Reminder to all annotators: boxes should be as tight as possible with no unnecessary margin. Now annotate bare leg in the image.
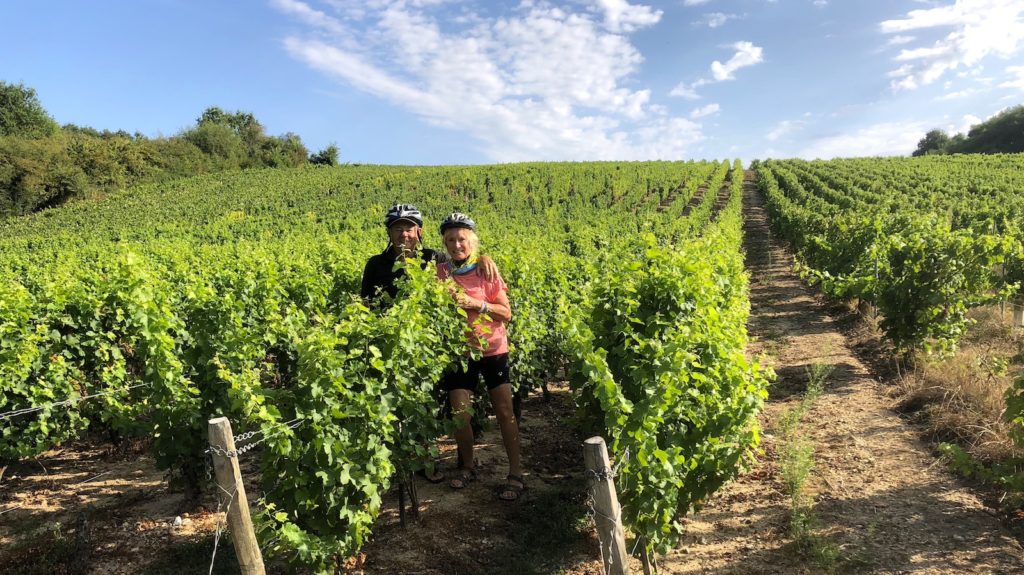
[488,384,522,478]
[449,389,476,483]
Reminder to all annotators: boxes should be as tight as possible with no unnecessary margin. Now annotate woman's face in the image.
[443,228,474,261]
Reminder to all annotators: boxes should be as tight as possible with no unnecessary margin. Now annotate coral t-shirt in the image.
[436,263,509,356]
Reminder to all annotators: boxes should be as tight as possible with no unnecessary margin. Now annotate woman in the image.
[437,212,524,501]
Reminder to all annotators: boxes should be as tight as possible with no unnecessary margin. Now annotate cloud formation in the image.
[670,41,765,99]
[800,122,928,158]
[880,0,1024,91]
[711,41,764,81]
[275,0,706,161]
[1001,65,1024,91]
[690,103,721,118]
[698,12,739,28]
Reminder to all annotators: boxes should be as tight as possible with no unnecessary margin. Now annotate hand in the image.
[477,255,498,281]
[456,292,481,310]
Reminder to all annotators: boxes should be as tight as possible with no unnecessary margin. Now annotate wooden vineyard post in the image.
[208,417,266,575]
[1014,302,1024,330]
[584,436,631,575]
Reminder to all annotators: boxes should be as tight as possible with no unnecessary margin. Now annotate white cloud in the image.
[698,12,739,28]
[669,82,701,99]
[669,41,764,99]
[1000,65,1024,90]
[954,114,982,133]
[683,0,713,6]
[592,0,663,33]
[935,88,978,100]
[799,121,928,158]
[880,0,1024,91]
[887,34,916,46]
[813,0,828,7]
[277,1,702,161]
[690,103,720,118]
[271,0,348,36]
[766,119,806,141]
[711,41,765,81]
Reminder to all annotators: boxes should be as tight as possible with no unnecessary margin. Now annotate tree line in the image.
[913,105,1024,157]
[0,81,339,217]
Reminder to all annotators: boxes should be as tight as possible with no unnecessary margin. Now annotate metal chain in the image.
[206,418,303,459]
[586,446,630,482]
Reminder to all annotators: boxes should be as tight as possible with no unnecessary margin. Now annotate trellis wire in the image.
[0,383,150,420]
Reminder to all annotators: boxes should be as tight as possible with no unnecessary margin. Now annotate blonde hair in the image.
[443,227,480,257]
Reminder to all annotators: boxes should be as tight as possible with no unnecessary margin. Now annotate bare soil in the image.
[3,172,1024,574]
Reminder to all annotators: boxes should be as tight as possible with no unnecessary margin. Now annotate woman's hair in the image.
[444,227,480,256]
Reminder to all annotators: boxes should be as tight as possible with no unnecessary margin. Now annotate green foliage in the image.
[912,129,950,157]
[0,134,90,216]
[0,160,764,570]
[0,86,315,216]
[0,82,58,138]
[913,105,1024,155]
[953,105,1024,154]
[563,169,771,554]
[759,156,1022,356]
[310,143,340,166]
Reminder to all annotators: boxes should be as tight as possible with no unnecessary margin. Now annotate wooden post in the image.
[584,436,630,575]
[208,417,266,575]
[1014,304,1024,329]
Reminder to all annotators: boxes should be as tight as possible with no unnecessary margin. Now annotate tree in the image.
[182,121,246,168]
[310,143,340,166]
[912,129,950,157]
[960,106,1024,154]
[0,82,59,138]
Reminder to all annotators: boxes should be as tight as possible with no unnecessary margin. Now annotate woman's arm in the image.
[456,289,512,322]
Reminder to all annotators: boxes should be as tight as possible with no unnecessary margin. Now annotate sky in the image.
[1,0,1023,164]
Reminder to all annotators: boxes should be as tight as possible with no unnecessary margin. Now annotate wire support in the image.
[0,383,150,420]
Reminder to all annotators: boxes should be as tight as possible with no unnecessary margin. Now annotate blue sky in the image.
[2,0,1022,164]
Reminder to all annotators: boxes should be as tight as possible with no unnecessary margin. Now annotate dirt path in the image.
[656,171,1024,574]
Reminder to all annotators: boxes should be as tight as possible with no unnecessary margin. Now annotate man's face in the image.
[388,221,420,255]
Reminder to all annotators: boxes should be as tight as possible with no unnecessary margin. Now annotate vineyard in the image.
[0,160,770,572]
[756,154,1024,491]
[756,155,1024,356]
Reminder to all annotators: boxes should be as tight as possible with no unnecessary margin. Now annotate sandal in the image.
[416,467,445,484]
[497,474,526,502]
[449,468,476,490]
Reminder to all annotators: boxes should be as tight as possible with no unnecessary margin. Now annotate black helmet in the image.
[385,203,423,228]
[439,212,476,235]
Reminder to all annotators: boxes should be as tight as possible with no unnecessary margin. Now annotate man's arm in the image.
[360,258,377,301]
[477,255,498,281]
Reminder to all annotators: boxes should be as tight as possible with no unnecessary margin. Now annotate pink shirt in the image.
[436,263,509,356]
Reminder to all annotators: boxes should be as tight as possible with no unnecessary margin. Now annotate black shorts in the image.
[442,353,510,392]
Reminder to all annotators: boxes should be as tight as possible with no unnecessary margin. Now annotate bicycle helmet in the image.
[384,203,423,228]
[439,212,476,235]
